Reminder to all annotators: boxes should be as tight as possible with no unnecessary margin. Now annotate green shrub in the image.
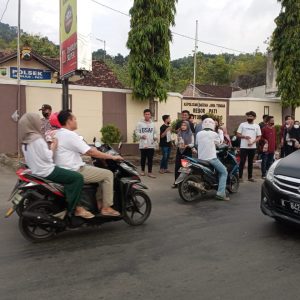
[132,130,138,143]
[100,124,121,144]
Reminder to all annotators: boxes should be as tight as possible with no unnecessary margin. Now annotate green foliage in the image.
[271,0,300,111]
[275,124,282,149]
[100,124,121,144]
[171,119,179,133]
[127,0,178,103]
[132,130,139,143]
[0,22,59,57]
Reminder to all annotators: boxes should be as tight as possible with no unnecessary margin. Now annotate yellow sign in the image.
[182,98,228,125]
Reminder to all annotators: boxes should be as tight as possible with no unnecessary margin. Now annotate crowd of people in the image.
[135,108,300,192]
[19,104,300,215]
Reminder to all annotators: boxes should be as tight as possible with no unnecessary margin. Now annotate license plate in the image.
[178,167,191,174]
[281,199,300,214]
[11,192,23,206]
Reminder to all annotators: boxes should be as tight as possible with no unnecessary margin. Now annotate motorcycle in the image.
[5,143,151,242]
[175,144,239,202]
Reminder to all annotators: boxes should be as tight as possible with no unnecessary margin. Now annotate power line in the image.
[0,0,10,22]
[90,0,246,54]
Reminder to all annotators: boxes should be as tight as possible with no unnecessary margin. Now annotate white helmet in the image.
[202,118,216,131]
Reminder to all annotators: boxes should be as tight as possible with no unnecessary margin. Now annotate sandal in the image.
[75,207,95,219]
[101,207,120,217]
[148,173,156,178]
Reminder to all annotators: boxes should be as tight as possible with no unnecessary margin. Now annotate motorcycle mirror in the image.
[118,142,123,150]
[95,141,101,148]
[93,137,96,143]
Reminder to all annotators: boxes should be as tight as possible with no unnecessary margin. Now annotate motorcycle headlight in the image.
[266,159,281,182]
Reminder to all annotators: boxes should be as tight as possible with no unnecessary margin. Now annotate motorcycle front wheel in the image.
[19,200,59,242]
[178,175,204,202]
[123,190,152,226]
[227,174,239,193]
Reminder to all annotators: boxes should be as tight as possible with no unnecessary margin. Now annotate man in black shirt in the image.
[159,115,172,174]
[175,110,195,133]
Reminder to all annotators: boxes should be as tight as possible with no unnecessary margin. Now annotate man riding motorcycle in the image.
[196,118,230,201]
[53,110,123,217]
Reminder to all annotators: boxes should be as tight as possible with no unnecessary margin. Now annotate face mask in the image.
[294,125,299,129]
[247,118,254,123]
[42,112,50,118]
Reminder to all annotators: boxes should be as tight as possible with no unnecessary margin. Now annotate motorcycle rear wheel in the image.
[178,175,204,202]
[123,190,152,226]
[19,200,59,243]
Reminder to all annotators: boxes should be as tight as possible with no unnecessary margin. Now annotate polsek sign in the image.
[60,0,92,78]
[10,67,51,82]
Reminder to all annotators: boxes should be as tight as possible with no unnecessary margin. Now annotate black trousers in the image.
[175,148,192,181]
[140,148,155,173]
[239,148,256,179]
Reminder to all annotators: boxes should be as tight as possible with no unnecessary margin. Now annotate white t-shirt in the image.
[54,128,91,171]
[22,138,55,177]
[196,130,221,161]
[237,122,262,149]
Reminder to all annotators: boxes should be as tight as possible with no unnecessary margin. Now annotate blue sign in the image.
[10,67,52,81]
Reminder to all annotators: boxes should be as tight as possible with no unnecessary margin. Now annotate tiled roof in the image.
[195,84,239,98]
[0,51,124,89]
[73,60,124,89]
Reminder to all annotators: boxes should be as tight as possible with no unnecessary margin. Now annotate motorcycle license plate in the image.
[10,192,23,206]
[178,167,191,174]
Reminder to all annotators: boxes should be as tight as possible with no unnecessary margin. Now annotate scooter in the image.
[5,143,151,242]
[175,144,239,202]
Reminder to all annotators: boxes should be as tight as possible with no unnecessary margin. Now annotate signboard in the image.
[10,67,51,82]
[60,0,92,78]
[182,98,228,125]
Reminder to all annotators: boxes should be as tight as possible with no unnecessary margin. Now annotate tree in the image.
[127,0,177,114]
[271,0,300,115]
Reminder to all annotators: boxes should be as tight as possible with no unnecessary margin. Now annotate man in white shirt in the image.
[237,111,261,182]
[55,110,123,217]
[196,118,229,201]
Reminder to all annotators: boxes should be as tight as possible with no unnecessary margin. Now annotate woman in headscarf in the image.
[172,121,195,188]
[19,113,94,219]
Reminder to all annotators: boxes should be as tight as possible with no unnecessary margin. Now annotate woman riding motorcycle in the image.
[19,113,94,218]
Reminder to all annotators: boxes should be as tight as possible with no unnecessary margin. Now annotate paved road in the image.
[1,165,300,300]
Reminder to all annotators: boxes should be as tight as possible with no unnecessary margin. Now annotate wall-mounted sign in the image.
[182,98,228,125]
[0,67,8,78]
[60,0,92,78]
[10,67,51,82]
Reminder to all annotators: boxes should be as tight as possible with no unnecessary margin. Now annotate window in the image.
[264,106,269,115]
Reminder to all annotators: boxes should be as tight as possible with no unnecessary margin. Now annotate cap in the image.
[39,104,52,111]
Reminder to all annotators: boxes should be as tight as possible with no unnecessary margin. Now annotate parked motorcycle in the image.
[175,144,239,202]
[5,143,151,242]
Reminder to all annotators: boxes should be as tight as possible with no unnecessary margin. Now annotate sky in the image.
[0,0,281,59]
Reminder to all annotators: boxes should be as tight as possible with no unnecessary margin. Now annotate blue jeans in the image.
[160,146,171,170]
[209,158,228,197]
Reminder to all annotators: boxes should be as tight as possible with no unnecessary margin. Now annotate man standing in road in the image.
[237,111,261,182]
[159,115,172,174]
[261,116,276,179]
[39,104,53,135]
[135,109,157,178]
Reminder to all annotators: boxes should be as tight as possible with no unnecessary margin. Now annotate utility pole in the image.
[17,0,21,158]
[96,38,106,60]
[193,20,198,97]
[62,77,69,110]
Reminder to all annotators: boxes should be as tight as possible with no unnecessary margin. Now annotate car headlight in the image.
[266,159,281,182]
